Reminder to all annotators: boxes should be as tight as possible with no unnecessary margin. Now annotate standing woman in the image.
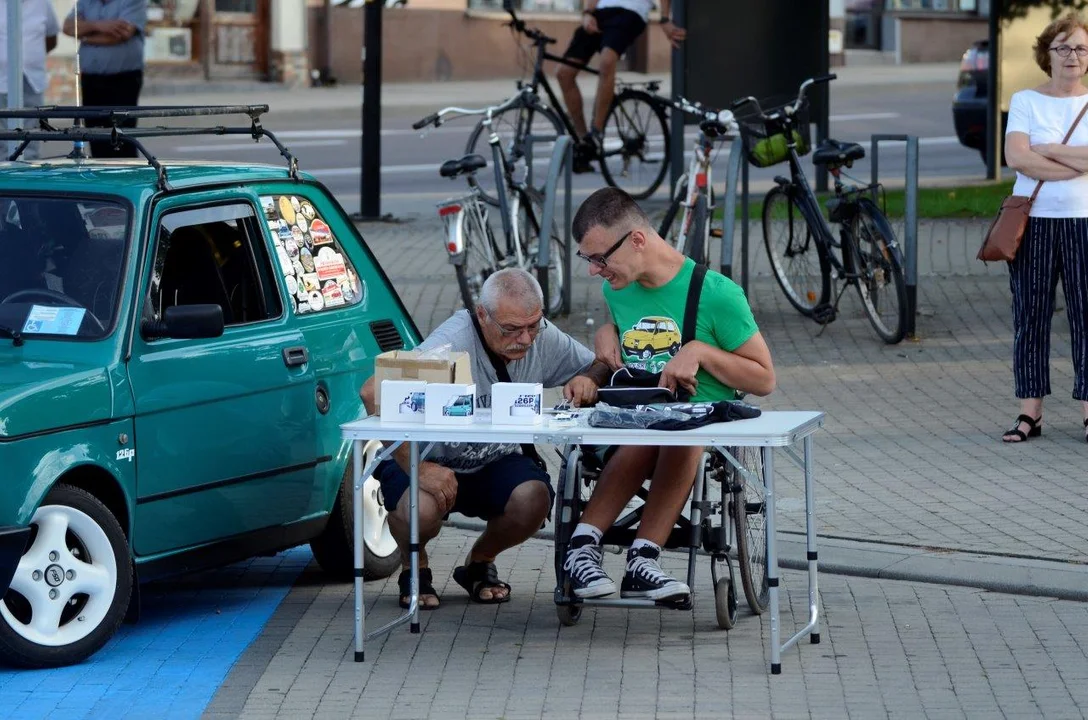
[1003,12,1088,443]
[62,0,147,158]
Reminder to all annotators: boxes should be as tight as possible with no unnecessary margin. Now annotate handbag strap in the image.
[469,310,546,468]
[681,263,708,346]
[1029,98,1088,201]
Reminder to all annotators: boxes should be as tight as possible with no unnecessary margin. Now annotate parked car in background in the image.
[952,39,1008,166]
[0,107,415,668]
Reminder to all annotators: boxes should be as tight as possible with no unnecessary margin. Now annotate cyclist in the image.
[556,0,686,173]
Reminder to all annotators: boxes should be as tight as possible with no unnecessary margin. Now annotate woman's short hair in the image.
[1034,12,1088,76]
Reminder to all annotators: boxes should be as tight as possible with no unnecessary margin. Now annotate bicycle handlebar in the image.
[730,73,837,121]
[412,113,439,130]
[412,88,531,130]
[503,3,556,45]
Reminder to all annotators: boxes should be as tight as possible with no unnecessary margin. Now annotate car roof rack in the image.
[0,105,301,190]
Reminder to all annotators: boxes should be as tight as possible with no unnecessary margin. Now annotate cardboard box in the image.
[372,349,472,412]
[425,383,477,425]
[379,380,427,423]
[491,382,543,426]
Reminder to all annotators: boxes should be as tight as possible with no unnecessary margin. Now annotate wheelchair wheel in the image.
[557,604,582,627]
[732,447,769,615]
[711,555,738,630]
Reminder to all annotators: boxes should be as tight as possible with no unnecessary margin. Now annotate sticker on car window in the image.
[262,195,363,316]
[21,305,86,335]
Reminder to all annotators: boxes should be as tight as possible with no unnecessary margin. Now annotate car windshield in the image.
[634,320,656,331]
[0,196,129,342]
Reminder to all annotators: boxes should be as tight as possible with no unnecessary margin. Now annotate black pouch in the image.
[597,368,680,406]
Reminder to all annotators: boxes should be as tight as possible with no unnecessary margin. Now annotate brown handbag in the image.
[978,98,1088,262]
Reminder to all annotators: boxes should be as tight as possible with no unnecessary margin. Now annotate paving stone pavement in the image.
[205,529,1088,720]
[354,215,1088,564]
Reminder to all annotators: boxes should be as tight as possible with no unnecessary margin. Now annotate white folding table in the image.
[340,409,824,674]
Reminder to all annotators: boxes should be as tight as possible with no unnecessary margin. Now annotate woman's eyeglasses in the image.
[576,230,633,268]
[1050,44,1088,58]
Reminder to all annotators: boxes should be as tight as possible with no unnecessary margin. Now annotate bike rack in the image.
[719,133,747,288]
[529,134,574,316]
[870,135,919,338]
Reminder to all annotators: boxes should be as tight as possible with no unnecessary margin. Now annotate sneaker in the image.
[620,545,690,601]
[572,143,595,174]
[563,536,616,598]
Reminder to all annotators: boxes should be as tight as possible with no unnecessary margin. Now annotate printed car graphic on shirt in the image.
[621,316,682,361]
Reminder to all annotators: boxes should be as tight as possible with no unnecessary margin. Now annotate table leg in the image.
[764,448,781,675]
[353,440,366,662]
[409,440,421,634]
[804,435,820,644]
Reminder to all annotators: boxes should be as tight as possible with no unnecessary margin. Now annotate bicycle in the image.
[414,92,566,317]
[463,3,671,204]
[732,75,909,344]
[653,97,738,267]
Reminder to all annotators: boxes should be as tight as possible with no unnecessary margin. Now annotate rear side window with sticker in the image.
[260,194,365,315]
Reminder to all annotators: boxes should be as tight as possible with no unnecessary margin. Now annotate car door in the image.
[128,196,318,556]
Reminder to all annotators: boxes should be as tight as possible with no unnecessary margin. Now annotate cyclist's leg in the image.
[557,28,598,138]
[591,8,648,136]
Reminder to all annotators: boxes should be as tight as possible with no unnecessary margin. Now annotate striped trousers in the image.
[1009,217,1088,400]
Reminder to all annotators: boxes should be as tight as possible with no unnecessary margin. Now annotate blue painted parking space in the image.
[0,547,310,720]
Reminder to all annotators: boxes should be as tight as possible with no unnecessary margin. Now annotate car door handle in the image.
[282,346,309,368]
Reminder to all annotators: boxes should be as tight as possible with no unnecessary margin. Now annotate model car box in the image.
[379,380,427,423]
[424,383,477,425]
[491,382,543,425]
[372,349,471,412]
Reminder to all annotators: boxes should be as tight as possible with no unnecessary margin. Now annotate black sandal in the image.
[1002,414,1042,443]
[452,560,512,604]
[398,568,439,610]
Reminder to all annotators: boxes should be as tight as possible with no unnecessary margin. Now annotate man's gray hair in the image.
[478,268,544,314]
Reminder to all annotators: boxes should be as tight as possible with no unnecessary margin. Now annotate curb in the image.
[444,518,1088,602]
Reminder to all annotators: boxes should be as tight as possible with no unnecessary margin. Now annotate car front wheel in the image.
[311,441,400,581]
[0,485,132,668]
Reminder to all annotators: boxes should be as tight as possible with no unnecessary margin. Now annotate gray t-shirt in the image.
[416,310,594,472]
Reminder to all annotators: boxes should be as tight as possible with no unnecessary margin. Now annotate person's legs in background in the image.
[1057,217,1088,439]
[0,80,46,161]
[81,70,143,159]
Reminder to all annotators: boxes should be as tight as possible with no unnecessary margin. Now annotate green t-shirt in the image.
[603,258,759,402]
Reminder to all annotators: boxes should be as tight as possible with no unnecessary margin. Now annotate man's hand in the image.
[660,20,686,49]
[658,342,700,396]
[418,462,457,516]
[594,323,623,371]
[563,375,599,407]
[582,12,600,34]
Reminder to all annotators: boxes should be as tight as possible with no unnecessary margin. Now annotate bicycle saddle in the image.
[811,139,865,167]
[439,154,487,178]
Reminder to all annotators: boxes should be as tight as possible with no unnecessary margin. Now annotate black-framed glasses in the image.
[1050,44,1088,58]
[484,307,548,338]
[576,230,633,268]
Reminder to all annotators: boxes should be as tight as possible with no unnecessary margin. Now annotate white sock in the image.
[572,523,603,545]
[629,539,660,557]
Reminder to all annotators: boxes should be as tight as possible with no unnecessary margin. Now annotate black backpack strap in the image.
[469,311,547,469]
[681,263,708,346]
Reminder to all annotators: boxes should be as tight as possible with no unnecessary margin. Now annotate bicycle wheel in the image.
[731,446,768,615]
[515,188,566,317]
[453,203,503,314]
[762,186,830,316]
[683,194,710,266]
[600,89,670,200]
[464,98,565,207]
[656,175,686,243]
[851,198,909,344]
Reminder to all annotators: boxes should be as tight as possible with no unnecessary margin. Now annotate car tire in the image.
[669,343,680,356]
[310,441,400,582]
[0,484,133,668]
[640,346,653,360]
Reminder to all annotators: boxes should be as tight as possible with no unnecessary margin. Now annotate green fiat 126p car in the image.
[0,106,416,668]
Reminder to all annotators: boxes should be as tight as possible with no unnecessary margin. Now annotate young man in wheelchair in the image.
[359,269,608,609]
[565,187,776,601]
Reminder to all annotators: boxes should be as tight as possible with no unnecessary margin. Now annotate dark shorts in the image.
[563,7,647,64]
[376,453,554,521]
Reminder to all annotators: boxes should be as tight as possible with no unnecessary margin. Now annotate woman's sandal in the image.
[398,568,440,610]
[452,560,512,605]
[1002,414,1042,443]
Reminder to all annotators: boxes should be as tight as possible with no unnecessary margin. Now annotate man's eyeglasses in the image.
[1050,44,1088,58]
[576,230,633,268]
[485,308,548,338]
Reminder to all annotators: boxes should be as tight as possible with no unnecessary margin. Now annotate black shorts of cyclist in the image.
[563,7,647,65]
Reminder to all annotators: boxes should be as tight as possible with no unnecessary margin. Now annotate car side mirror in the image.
[141,304,225,340]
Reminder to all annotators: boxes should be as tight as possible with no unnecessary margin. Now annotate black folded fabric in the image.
[588,400,761,431]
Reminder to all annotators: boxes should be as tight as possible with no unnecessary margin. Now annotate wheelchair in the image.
[552,443,770,629]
